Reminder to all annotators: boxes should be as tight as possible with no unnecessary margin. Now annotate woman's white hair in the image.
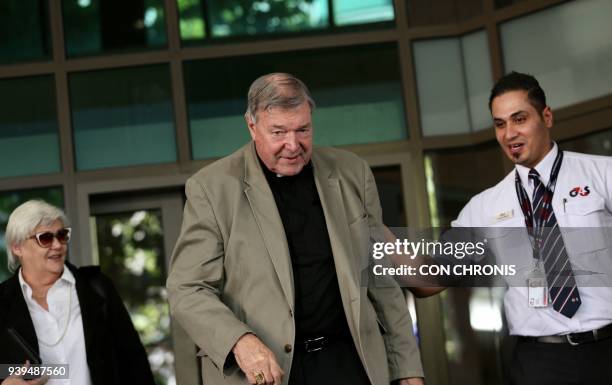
[5,200,69,272]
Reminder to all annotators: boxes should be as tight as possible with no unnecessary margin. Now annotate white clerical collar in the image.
[515,142,558,188]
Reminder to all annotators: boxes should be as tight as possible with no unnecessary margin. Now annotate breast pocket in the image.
[562,196,611,255]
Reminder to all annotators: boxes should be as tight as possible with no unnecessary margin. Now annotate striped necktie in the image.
[529,168,581,318]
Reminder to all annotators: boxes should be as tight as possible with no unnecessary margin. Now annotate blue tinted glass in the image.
[62,0,167,57]
[69,65,177,170]
[0,187,64,282]
[0,76,61,177]
[334,0,394,26]
[184,43,406,160]
[0,0,51,64]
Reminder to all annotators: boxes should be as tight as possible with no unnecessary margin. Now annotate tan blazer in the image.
[167,142,423,385]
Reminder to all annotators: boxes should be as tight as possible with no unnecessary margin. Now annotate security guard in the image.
[451,72,612,385]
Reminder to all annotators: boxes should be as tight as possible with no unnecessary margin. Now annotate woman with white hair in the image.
[0,200,155,385]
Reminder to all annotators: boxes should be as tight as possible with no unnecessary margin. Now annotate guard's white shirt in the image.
[19,267,93,385]
[452,143,612,336]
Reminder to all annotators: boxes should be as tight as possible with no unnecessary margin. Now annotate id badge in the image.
[527,268,548,308]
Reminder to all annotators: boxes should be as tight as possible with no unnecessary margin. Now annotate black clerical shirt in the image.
[261,161,352,340]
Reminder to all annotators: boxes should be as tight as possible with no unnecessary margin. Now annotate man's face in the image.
[492,90,553,169]
[248,101,313,176]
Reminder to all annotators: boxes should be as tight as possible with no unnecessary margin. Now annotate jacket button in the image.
[284,344,292,353]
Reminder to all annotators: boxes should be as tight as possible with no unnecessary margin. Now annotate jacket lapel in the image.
[69,263,106,361]
[243,143,295,311]
[0,272,40,357]
[311,150,361,332]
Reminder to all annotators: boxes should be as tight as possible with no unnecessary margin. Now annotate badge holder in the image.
[527,257,548,308]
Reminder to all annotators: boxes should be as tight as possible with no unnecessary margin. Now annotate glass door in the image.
[89,191,199,385]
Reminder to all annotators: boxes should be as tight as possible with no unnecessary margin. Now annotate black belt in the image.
[294,336,333,353]
[519,323,612,346]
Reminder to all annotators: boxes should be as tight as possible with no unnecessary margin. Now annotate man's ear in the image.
[542,106,553,128]
[246,115,257,141]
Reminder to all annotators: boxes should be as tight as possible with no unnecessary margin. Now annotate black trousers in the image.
[510,337,612,385]
[288,338,371,385]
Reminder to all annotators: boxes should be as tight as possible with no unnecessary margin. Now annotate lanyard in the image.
[514,150,564,259]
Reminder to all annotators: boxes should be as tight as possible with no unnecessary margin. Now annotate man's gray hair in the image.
[5,199,69,272]
[245,73,316,123]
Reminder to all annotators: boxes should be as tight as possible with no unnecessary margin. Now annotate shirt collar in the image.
[19,264,75,298]
[515,142,558,188]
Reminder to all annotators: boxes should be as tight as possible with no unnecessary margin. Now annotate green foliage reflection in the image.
[94,209,174,385]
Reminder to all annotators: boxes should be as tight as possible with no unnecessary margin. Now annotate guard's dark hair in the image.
[488,71,547,113]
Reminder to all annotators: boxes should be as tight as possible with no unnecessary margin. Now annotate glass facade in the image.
[185,43,407,159]
[62,0,167,57]
[500,0,612,109]
[414,30,493,137]
[178,0,395,42]
[0,75,61,178]
[406,0,482,26]
[0,187,64,282]
[69,65,177,170]
[0,0,51,64]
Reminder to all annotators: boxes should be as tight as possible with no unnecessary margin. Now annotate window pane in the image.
[184,43,407,159]
[92,209,174,385]
[414,38,470,136]
[559,127,612,157]
[0,187,64,283]
[333,0,394,26]
[0,76,61,177]
[0,0,51,64]
[180,0,329,40]
[494,0,527,9]
[62,0,167,57]
[500,0,612,109]
[70,65,177,170]
[414,30,492,137]
[424,141,503,227]
[407,0,482,27]
[462,31,494,131]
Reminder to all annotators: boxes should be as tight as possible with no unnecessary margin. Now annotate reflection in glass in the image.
[425,142,509,385]
[0,0,51,64]
[92,210,174,385]
[69,65,177,170]
[0,188,64,283]
[560,127,612,156]
[0,76,61,178]
[333,0,394,26]
[62,0,167,57]
[371,166,418,336]
[406,0,482,27]
[185,43,406,159]
[500,0,612,109]
[180,0,328,40]
[414,30,493,137]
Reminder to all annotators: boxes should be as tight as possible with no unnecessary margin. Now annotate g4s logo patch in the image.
[569,186,590,197]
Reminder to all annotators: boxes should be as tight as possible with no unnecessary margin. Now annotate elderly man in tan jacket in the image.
[167,73,424,385]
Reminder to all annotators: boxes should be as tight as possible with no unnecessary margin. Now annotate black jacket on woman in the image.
[0,262,156,385]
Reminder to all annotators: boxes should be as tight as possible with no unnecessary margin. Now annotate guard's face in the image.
[248,101,313,176]
[492,90,553,169]
[12,219,67,278]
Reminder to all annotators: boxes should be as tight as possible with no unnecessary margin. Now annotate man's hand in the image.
[232,333,284,385]
[397,377,424,385]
